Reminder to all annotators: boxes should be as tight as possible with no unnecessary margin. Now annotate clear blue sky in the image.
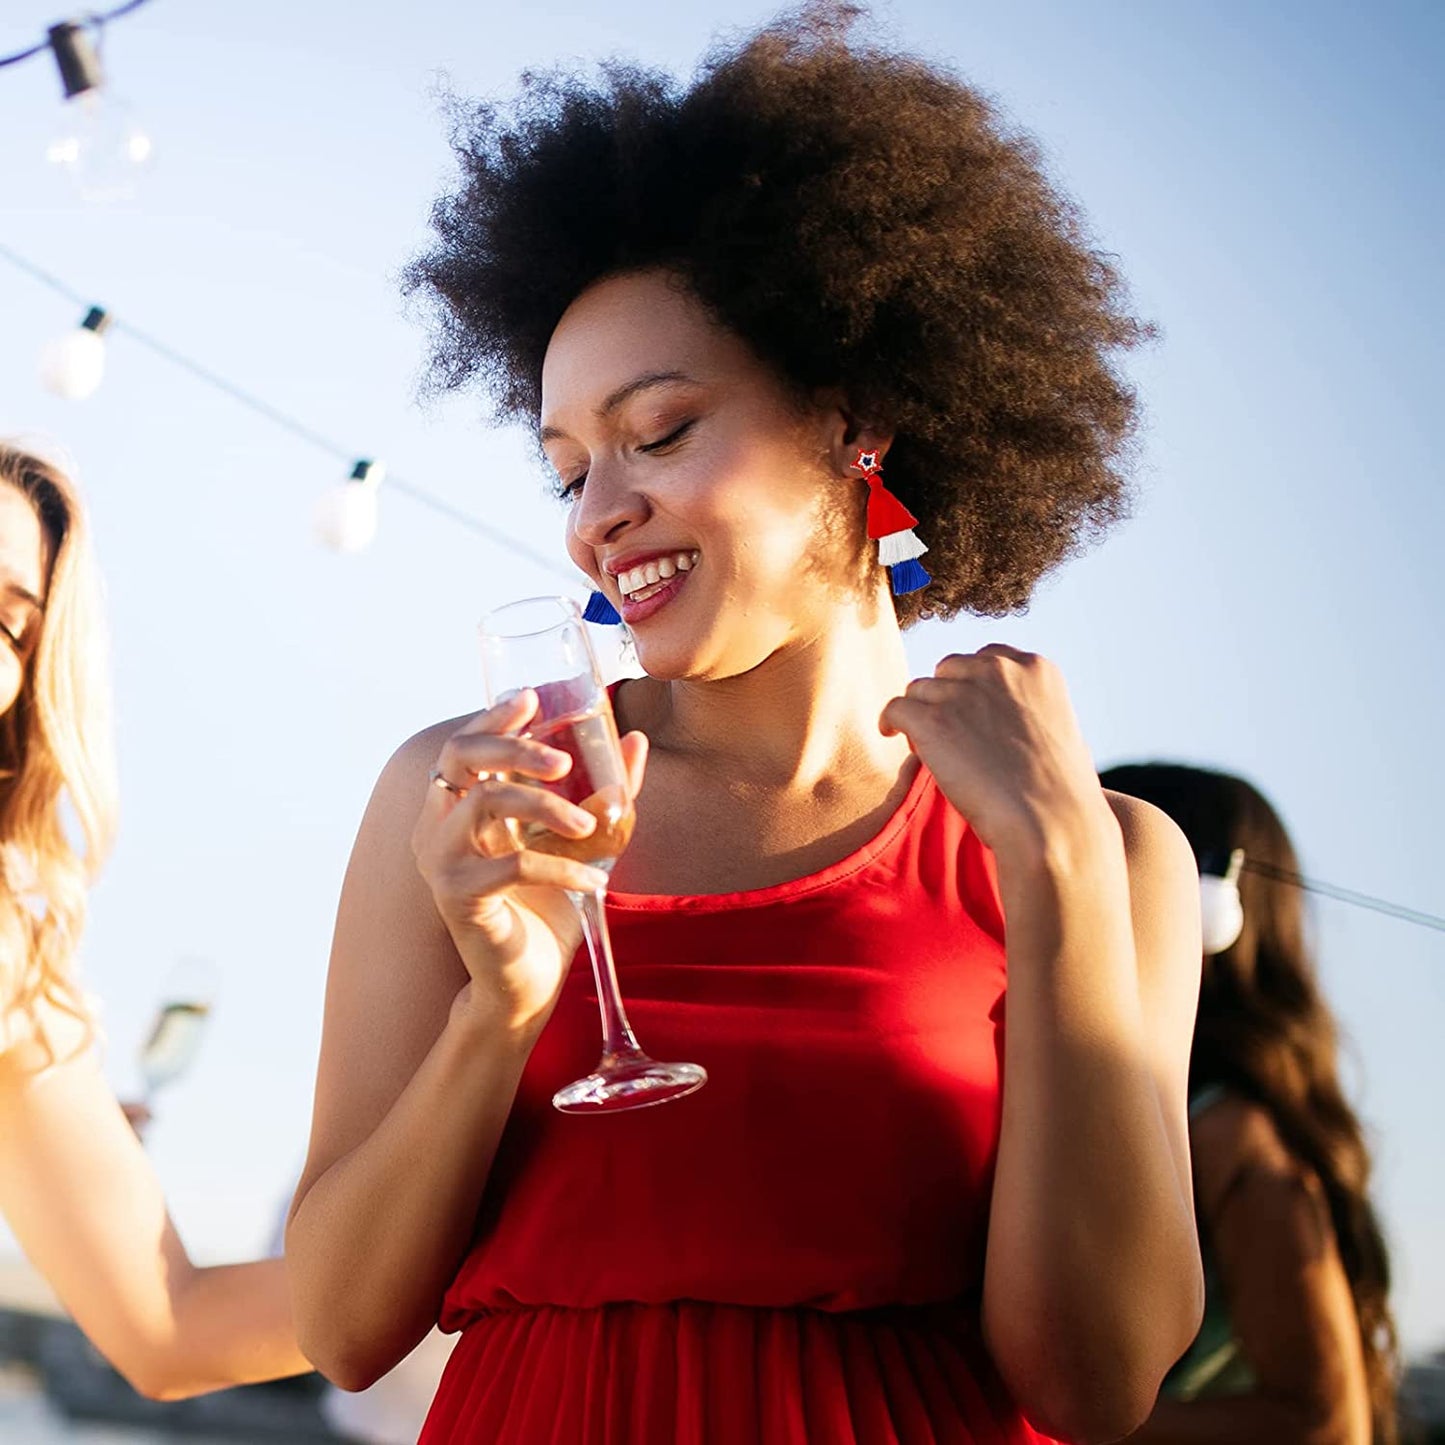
[2,0,1441,1355]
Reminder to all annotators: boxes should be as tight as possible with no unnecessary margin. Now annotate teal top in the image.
[1161,1086,1259,1402]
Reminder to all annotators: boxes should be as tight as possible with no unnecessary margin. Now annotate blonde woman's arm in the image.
[0,1011,311,1400]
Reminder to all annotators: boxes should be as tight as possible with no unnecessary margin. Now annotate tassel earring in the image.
[583,590,622,625]
[853,450,930,596]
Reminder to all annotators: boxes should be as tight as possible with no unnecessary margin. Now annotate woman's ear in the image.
[820,397,894,478]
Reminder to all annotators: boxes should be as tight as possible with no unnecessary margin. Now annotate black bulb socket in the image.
[49,22,105,101]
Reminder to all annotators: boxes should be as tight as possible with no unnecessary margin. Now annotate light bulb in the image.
[46,91,153,201]
[44,22,152,202]
[314,460,385,553]
[1199,848,1246,956]
[39,307,111,401]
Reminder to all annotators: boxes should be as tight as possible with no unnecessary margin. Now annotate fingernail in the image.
[582,867,610,890]
[570,808,598,833]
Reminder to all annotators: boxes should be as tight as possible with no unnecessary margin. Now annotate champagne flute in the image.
[479,595,707,1114]
[137,956,218,1107]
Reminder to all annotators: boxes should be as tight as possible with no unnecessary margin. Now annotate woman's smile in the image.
[609,548,700,623]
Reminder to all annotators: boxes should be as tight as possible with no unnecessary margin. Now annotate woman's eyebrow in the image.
[539,370,698,443]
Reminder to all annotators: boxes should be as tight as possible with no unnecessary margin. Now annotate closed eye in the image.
[552,419,695,503]
[638,420,694,454]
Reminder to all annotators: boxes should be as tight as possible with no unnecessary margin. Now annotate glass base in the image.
[552,1054,708,1114]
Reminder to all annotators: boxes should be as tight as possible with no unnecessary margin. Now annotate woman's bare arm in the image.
[0,1012,309,1400]
[982,791,1206,1444]
[882,651,1205,1443]
[286,700,628,1391]
[1128,1099,1372,1445]
[285,724,534,1390]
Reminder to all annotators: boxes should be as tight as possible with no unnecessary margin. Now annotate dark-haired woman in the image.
[289,12,1205,1442]
[1102,763,1398,1445]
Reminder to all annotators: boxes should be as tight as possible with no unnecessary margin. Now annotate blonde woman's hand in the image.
[119,1100,153,1140]
[881,645,1112,866]
[411,689,648,1036]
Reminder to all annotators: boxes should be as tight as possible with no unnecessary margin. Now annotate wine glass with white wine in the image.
[137,957,219,1107]
[479,595,707,1113]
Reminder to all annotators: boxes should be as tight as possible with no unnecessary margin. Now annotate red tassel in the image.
[854,452,919,541]
[864,474,918,539]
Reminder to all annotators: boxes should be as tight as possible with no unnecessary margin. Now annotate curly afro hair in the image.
[404,3,1149,621]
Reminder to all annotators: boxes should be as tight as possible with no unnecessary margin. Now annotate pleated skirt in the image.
[419,1302,1059,1444]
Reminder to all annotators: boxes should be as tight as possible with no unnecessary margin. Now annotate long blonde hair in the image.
[0,444,118,1056]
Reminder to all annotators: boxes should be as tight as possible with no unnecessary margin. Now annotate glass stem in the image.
[572,888,641,1063]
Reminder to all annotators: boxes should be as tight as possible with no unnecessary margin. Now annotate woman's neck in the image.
[630,611,914,794]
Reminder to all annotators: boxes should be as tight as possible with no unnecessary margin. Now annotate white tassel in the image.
[878,529,928,566]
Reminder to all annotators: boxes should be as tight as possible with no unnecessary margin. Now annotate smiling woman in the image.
[288,8,1205,1444]
[0,443,311,1402]
[0,446,116,1049]
[540,277,884,674]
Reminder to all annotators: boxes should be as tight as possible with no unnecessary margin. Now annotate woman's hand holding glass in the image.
[409,688,648,1041]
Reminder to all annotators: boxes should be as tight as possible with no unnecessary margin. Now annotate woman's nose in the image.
[571,461,649,548]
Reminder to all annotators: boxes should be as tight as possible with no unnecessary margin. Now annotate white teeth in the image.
[616,551,698,596]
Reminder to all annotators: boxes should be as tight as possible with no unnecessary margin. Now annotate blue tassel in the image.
[583,590,622,625]
[888,558,931,596]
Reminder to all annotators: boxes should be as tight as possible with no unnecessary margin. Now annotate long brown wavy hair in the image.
[1101,762,1398,1444]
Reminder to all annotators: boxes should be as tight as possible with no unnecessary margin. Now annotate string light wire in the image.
[1,246,1441,939]
[0,0,155,71]
[1243,860,1445,935]
[0,239,578,584]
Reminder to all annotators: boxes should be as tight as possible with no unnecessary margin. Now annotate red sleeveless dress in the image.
[420,762,1060,1444]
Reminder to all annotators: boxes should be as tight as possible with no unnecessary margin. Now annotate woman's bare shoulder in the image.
[1191,1095,1321,1225]
[1193,1094,1293,1168]
[388,712,479,771]
[363,712,480,816]
[1102,790,1195,874]
[0,996,93,1092]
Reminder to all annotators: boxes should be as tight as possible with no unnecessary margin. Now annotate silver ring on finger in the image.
[428,766,470,799]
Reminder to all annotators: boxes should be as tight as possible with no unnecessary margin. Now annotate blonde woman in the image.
[0,442,309,1399]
